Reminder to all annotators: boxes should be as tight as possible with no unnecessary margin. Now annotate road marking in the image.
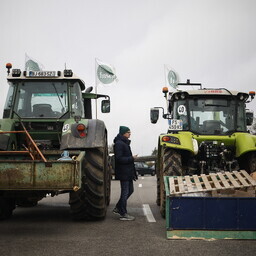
[142,204,156,222]
[141,177,144,180]
[138,183,142,188]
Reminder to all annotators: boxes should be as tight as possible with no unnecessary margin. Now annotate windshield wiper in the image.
[52,83,65,110]
[57,111,69,120]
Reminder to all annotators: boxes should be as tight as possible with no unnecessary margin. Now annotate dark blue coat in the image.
[114,134,135,181]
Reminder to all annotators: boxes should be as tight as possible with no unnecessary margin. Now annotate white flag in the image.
[96,58,118,86]
[164,65,179,89]
[25,53,44,72]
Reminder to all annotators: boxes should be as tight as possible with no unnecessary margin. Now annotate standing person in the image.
[113,126,137,221]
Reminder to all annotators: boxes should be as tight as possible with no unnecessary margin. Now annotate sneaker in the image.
[112,207,120,215]
[119,213,135,221]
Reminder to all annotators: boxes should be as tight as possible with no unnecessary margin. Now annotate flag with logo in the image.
[164,65,179,89]
[96,59,118,86]
[25,53,44,72]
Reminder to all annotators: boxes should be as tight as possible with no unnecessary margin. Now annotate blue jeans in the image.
[116,180,134,216]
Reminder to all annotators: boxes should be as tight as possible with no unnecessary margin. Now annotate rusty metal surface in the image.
[0,152,85,190]
[0,122,47,162]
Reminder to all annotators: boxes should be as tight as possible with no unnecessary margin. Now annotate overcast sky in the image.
[1,0,256,155]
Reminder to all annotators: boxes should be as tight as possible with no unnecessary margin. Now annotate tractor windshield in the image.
[172,97,247,134]
[11,81,69,118]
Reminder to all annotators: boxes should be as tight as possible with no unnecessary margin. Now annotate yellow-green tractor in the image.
[151,80,256,216]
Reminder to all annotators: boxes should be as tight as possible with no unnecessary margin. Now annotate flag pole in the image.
[95,58,98,119]
[164,65,169,111]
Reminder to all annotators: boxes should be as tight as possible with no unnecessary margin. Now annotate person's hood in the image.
[114,133,131,145]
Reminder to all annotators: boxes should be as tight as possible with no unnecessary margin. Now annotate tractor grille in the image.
[15,122,63,132]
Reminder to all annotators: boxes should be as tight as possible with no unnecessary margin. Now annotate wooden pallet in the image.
[168,170,256,196]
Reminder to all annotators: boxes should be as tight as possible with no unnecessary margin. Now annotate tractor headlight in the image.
[180,93,186,99]
[12,69,21,77]
[237,93,249,101]
[64,69,73,77]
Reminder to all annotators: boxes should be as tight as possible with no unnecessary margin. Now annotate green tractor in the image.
[0,63,111,220]
[150,80,256,217]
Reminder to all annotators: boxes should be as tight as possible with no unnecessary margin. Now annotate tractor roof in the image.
[7,69,86,91]
[174,88,246,97]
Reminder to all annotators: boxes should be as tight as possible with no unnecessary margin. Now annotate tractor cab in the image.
[4,66,110,120]
[167,89,252,135]
[151,86,255,136]
[0,64,112,221]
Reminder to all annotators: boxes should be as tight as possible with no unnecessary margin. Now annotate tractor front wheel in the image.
[248,153,256,174]
[69,144,109,220]
[159,148,183,218]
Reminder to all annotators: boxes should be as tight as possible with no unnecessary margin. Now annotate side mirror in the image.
[150,108,159,124]
[101,100,110,113]
[85,86,93,93]
[246,111,254,126]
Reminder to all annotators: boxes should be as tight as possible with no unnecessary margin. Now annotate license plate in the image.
[169,119,183,130]
[28,71,57,77]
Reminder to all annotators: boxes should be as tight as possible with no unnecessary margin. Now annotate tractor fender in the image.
[60,119,107,150]
[235,133,256,157]
[159,132,198,155]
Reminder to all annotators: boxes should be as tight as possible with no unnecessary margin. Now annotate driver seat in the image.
[202,120,221,134]
[33,104,53,117]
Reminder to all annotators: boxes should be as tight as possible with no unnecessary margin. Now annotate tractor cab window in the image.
[237,101,246,131]
[70,82,84,118]
[3,82,15,118]
[171,100,189,130]
[13,81,68,118]
[188,97,246,135]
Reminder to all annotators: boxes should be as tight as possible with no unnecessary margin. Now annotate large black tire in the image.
[159,148,183,218]
[0,197,16,220]
[156,159,162,206]
[69,142,110,220]
[248,153,256,174]
[105,155,111,206]
[241,152,256,174]
[156,175,161,206]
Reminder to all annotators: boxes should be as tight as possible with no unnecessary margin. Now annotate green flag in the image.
[25,54,44,71]
[165,65,179,89]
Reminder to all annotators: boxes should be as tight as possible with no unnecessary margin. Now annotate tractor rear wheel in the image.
[0,197,15,220]
[69,143,109,220]
[248,153,256,174]
[105,152,111,206]
[159,148,183,218]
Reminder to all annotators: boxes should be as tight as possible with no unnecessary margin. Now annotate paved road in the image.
[0,176,255,256]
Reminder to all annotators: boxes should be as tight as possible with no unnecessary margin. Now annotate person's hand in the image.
[133,169,138,181]
[133,154,138,160]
